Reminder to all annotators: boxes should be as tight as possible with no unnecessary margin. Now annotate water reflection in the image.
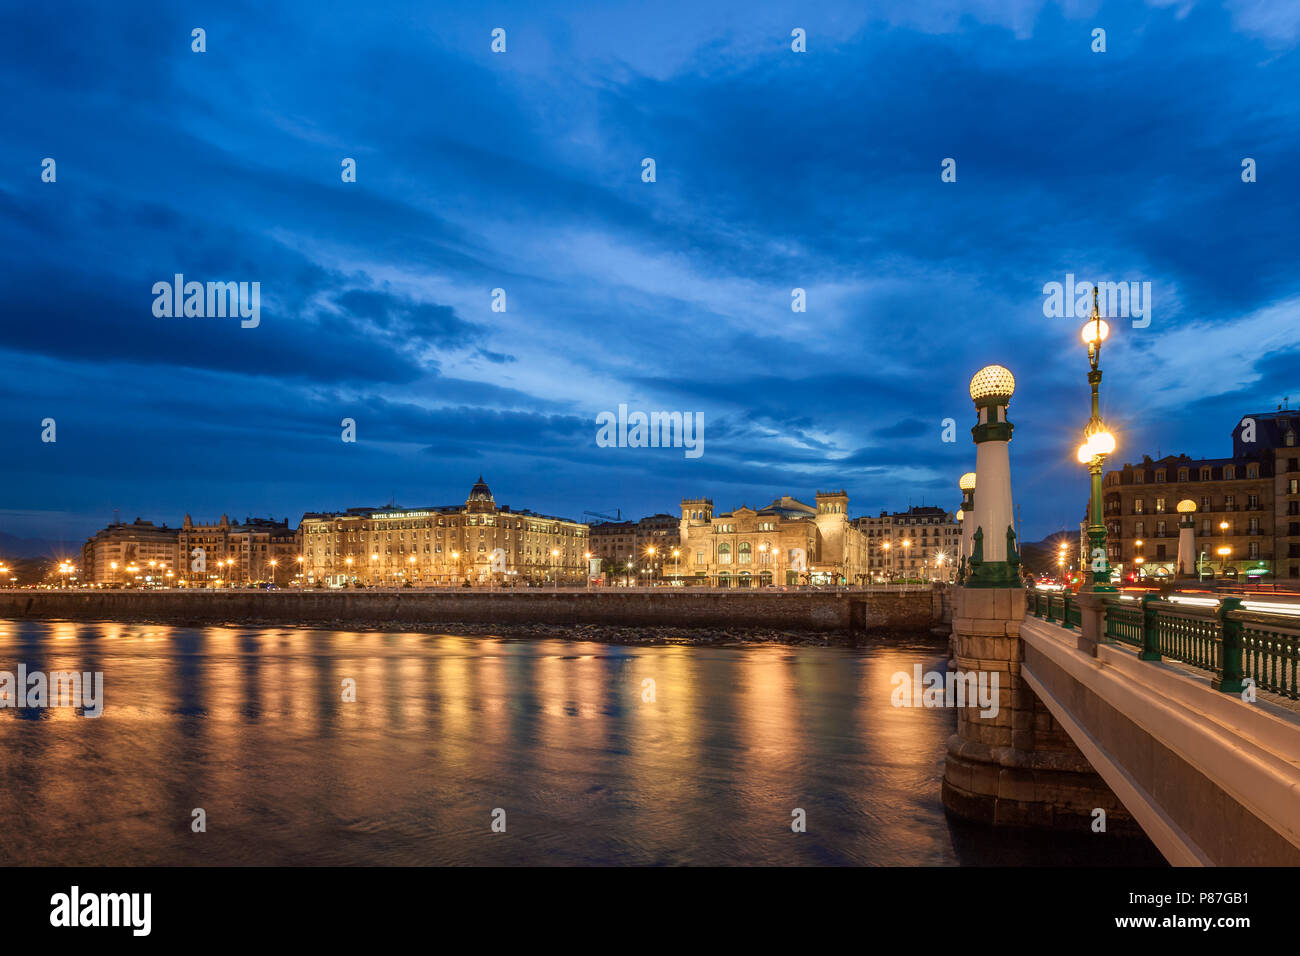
[0,622,1163,866]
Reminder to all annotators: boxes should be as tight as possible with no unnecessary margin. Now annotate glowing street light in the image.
[1077,286,1117,592]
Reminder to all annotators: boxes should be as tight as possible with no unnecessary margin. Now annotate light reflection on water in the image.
[0,621,1162,866]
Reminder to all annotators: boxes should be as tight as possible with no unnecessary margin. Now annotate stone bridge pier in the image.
[941,587,1135,832]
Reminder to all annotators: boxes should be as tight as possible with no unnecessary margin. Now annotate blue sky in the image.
[2,0,1298,550]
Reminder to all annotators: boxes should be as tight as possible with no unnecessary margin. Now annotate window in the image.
[1156,470,1166,482]
[1224,465,1235,480]
[1135,521,1145,537]
[1249,542,1260,559]
[1134,498,1144,514]
[1248,494,1259,510]
[1248,465,1259,479]
[1156,498,1166,514]
[718,544,731,564]
[1201,496,1210,511]
[738,542,752,564]
[1156,520,1166,537]
[1225,495,1235,510]
[1198,468,1209,481]
[1289,479,1298,494]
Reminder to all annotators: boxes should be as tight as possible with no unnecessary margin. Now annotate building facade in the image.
[298,477,590,586]
[588,513,681,581]
[854,506,961,581]
[176,515,298,587]
[81,518,180,586]
[676,490,867,586]
[1100,410,1300,581]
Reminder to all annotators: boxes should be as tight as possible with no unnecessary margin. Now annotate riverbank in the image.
[0,587,947,638]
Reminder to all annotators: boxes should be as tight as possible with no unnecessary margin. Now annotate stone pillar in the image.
[1073,589,1106,656]
[941,585,1135,830]
[1176,502,1197,579]
[965,366,1020,587]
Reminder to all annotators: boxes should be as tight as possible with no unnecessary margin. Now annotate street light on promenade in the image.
[645,546,656,588]
[1076,287,1117,592]
[672,548,680,584]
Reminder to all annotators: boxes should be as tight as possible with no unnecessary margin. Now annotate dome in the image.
[959,472,977,491]
[969,365,1016,403]
[467,475,494,501]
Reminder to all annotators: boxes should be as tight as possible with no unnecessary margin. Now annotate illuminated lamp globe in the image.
[1176,499,1197,514]
[1076,442,1094,464]
[1080,318,1111,345]
[969,365,1016,403]
[955,509,964,522]
[1082,420,1116,457]
[958,472,977,492]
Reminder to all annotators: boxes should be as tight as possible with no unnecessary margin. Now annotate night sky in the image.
[2,0,1298,553]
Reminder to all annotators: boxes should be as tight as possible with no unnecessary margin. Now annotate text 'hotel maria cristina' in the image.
[299,477,589,587]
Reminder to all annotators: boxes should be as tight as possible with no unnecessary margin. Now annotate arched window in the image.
[1224,466,1235,480]
[1248,465,1258,479]
[738,542,752,564]
[718,544,731,565]
[1199,468,1209,481]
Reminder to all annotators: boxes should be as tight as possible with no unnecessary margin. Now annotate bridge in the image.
[943,585,1300,865]
[940,361,1300,865]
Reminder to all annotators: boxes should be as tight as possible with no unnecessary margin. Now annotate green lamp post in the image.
[1076,287,1117,593]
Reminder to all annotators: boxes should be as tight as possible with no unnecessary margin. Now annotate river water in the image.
[0,621,1163,866]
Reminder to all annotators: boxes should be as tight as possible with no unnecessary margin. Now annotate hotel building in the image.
[298,476,590,586]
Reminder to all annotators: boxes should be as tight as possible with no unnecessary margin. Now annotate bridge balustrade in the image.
[1027,589,1300,701]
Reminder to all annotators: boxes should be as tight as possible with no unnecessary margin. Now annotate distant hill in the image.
[1020,530,1079,577]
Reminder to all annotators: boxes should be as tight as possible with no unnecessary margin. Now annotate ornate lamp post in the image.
[965,364,1020,587]
[1176,499,1197,578]
[958,471,976,582]
[1076,288,1117,592]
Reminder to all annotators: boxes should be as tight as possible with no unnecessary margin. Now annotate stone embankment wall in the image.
[0,588,940,634]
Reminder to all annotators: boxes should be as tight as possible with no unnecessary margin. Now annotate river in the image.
[0,621,1164,865]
